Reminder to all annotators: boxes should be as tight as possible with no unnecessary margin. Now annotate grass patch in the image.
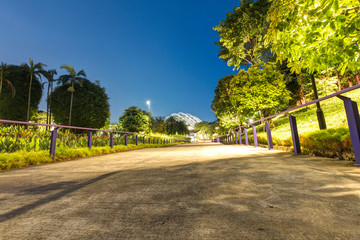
[241,88,360,161]
[0,143,182,171]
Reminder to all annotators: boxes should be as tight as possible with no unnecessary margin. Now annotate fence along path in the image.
[217,84,360,165]
[0,119,186,159]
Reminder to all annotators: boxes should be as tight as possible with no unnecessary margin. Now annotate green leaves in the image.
[266,0,360,75]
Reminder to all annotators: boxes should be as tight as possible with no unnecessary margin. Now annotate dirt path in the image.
[0,143,360,239]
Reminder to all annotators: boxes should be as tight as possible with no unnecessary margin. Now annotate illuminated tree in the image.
[266,0,360,74]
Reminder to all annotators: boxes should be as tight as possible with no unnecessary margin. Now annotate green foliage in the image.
[214,0,272,69]
[21,58,46,122]
[194,121,218,140]
[0,62,16,100]
[0,143,183,171]
[58,65,88,125]
[151,116,167,134]
[230,62,291,117]
[165,116,189,135]
[266,0,360,74]
[119,106,150,133]
[0,65,42,121]
[50,79,110,129]
[211,75,241,129]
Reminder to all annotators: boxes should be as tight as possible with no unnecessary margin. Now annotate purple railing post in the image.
[337,96,360,165]
[289,115,301,154]
[244,128,249,145]
[235,132,238,144]
[157,139,159,144]
[252,126,258,147]
[217,137,220,143]
[153,138,155,144]
[87,132,92,149]
[49,129,58,159]
[110,133,114,148]
[238,129,242,145]
[143,136,145,144]
[135,135,138,146]
[148,137,151,144]
[265,122,273,150]
[124,134,128,146]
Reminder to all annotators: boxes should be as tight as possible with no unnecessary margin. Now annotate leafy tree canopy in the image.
[266,0,360,74]
[151,116,167,134]
[229,62,291,118]
[211,75,241,129]
[214,0,271,69]
[50,79,110,128]
[0,65,42,121]
[119,106,150,133]
[165,116,189,135]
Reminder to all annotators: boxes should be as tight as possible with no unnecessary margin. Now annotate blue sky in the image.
[1,0,236,123]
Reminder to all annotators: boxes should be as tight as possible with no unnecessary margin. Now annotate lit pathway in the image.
[0,143,360,239]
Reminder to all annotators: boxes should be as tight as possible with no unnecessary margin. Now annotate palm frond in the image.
[61,64,75,76]
[77,69,86,77]
[58,74,72,85]
[5,79,16,98]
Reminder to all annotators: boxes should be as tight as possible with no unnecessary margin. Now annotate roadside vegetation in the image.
[206,0,360,161]
[0,143,182,171]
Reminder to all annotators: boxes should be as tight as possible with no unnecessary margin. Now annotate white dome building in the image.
[165,112,202,130]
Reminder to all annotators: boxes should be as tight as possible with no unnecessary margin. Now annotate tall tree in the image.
[165,116,189,135]
[0,62,15,100]
[266,0,360,74]
[211,75,241,129]
[21,58,46,122]
[50,79,110,129]
[43,69,57,126]
[58,65,87,126]
[213,0,272,69]
[151,116,167,134]
[0,65,42,121]
[118,106,150,133]
[229,62,291,120]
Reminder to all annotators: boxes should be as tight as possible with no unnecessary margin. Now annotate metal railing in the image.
[217,84,360,165]
[0,119,186,159]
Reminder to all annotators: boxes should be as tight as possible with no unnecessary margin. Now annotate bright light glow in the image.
[146,100,151,105]
[249,119,254,123]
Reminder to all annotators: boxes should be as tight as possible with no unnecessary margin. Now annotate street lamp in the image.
[146,100,151,113]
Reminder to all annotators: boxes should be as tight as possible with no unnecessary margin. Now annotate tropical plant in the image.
[213,0,272,69]
[118,106,150,133]
[50,79,110,129]
[0,62,16,100]
[0,65,42,121]
[21,58,46,122]
[165,116,189,135]
[58,65,87,126]
[266,0,360,74]
[42,69,57,125]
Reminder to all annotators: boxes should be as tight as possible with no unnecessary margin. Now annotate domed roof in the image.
[165,112,202,130]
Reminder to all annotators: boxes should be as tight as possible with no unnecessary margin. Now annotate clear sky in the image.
[1,0,236,123]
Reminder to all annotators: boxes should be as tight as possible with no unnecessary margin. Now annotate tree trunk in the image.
[49,82,53,126]
[336,72,341,91]
[356,75,360,84]
[0,79,3,100]
[46,82,50,129]
[69,90,74,126]
[26,75,33,122]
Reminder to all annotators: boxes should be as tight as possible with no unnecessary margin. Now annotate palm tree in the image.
[59,65,87,126]
[43,69,57,127]
[21,58,46,122]
[0,62,16,100]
